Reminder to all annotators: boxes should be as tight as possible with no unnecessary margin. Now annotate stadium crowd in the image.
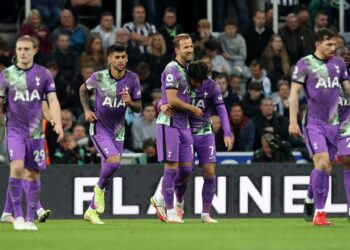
[0,0,349,165]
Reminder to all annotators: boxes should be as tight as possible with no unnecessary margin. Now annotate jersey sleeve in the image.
[131,75,142,101]
[292,59,308,84]
[162,64,180,90]
[339,59,350,82]
[0,73,7,98]
[86,72,98,91]
[44,69,56,94]
[212,82,225,106]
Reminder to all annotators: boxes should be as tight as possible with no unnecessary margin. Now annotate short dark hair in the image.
[187,61,208,82]
[133,3,145,12]
[230,102,243,112]
[204,39,220,51]
[164,7,177,16]
[315,28,335,42]
[213,73,228,82]
[315,11,328,18]
[107,43,126,55]
[101,11,114,18]
[247,80,262,91]
[142,138,156,150]
[249,59,262,68]
[224,19,237,27]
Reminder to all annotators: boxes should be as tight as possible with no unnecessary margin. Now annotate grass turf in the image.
[1,218,349,250]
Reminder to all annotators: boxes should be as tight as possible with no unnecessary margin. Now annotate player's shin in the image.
[9,177,24,219]
[25,180,41,222]
[3,187,13,214]
[162,168,178,210]
[311,169,329,212]
[97,162,120,190]
[202,176,216,214]
[175,166,193,203]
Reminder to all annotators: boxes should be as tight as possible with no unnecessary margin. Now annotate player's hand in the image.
[224,135,234,151]
[53,124,64,143]
[192,107,203,118]
[264,127,274,133]
[120,90,132,106]
[222,52,231,60]
[85,110,98,123]
[289,121,302,138]
[160,104,173,116]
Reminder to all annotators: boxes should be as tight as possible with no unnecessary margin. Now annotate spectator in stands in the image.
[137,62,158,104]
[19,9,52,65]
[80,35,106,71]
[278,13,313,65]
[72,124,98,164]
[50,34,81,93]
[201,55,218,79]
[69,0,102,29]
[214,73,240,113]
[335,34,346,48]
[241,81,264,118]
[229,74,243,100]
[115,28,145,71]
[296,5,311,28]
[123,4,157,54]
[70,64,95,117]
[53,133,85,164]
[313,11,329,32]
[131,103,156,152]
[192,19,218,60]
[251,133,294,163]
[0,37,12,71]
[247,60,272,97]
[52,9,90,54]
[145,33,171,84]
[252,98,289,149]
[45,60,65,107]
[61,109,75,134]
[218,19,249,78]
[91,12,117,50]
[272,80,290,119]
[243,10,274,65]
[158,7,184,57]
[204,39,231,75]
[229,103,255,151]
[142,138,157,163]
[260,34,291,93]
[212,115,226,152]
[32,0,63,30]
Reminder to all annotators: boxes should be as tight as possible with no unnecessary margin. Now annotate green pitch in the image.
[1,218,349,250]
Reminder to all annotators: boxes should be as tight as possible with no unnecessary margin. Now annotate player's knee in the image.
[203,164,216,179]
[105,155,120,164]
[178,166,193,180]
[103,162,120,172]
[25,169,40,181]
[317,160,331,172]
[10,162,24,178]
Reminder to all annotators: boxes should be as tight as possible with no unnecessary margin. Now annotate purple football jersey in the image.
[157,60,190,129]
[0,64,56,138]
[86,69,141,140]
[189,78,224,135]
[292,54,348,125]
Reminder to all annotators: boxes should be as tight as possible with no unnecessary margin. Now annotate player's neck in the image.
[110,67,126,80]
[16,62,34,70]
[175,57,188,68]
[314,51,327,60]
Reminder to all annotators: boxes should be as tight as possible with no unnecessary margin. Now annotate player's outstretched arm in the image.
[289,82,303,138]
[216,104,234,151]
[79,83,98,123]
[47,92,64,142]
[166,89,203,118]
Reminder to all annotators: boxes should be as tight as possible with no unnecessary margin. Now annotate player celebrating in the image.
[151,33,202,223]
[80,44,142,224]
[171,61,233,222]
[289,29,350,226]
[0,35,63,230]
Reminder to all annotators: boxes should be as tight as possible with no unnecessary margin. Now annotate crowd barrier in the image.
[0,164,348,219]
